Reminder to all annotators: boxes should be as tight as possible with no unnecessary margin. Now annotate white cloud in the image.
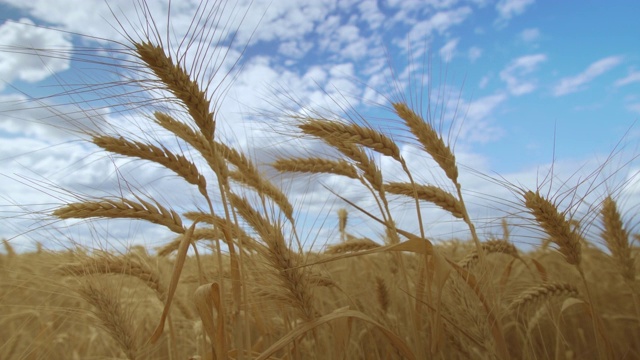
[614,70,640,87]
[468,46,482,62]
[407,7,472,41]
[0,19,72,89]
[496,0,535,20]
[520,28,540,42]
[553,56,623,96]
[458,93,507,143]
[439,38,459,62]
[499,54,547,95]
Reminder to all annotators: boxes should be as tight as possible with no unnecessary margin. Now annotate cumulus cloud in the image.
[499,54,547,95]
[553,56,623,96]
[0,19,72,89]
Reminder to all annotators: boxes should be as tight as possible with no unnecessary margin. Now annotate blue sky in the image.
[1,0,639,251]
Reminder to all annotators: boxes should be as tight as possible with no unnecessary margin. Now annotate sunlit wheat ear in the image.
[392,102,458,185]
[272,157,360,180]
[78,281,140,360]
[298,122,384,191]
[384,182,464,219]
[600,196,636,281]
[134,42,215,140]
[508,282,579,314]
[523,190,582,266]
[53,196,185,234]
[298,118,403,163]
[153,112,222,176]
[93,135,208,197]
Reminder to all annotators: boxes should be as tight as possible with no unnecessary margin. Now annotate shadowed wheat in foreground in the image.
[1,1,639,360]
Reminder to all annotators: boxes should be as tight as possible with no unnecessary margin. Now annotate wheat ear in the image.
[135,42,215,140]
[384,182,464,219]
[93,135,207,197]
[508,282,579,314]
[272,157,360,180]
[53,196,185,234]
[459,239,519,268]
[392,102,458,184]
[600,196,635,281]
[524,190,582,266]
[78,282,139,360]
[298,118,403,163]
[325,236,381,254]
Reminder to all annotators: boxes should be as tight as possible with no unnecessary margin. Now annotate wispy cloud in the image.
[496,0,535,20]
[439,38,459,62]
[407,7,473,41]
[468,46,482,62]
[499,54,547,95]
[519,28,540,43]
[553,56,623,96]
[614,70,640,87]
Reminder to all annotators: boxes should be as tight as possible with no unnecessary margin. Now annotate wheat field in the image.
[1,1,639,359]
